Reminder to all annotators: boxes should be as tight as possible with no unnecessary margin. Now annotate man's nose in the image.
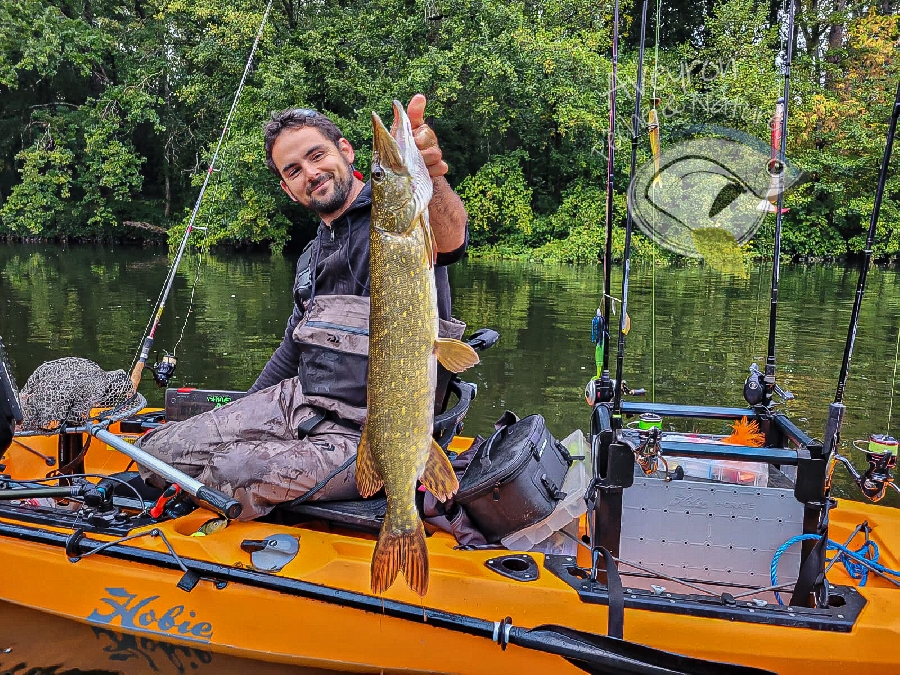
[302,162,322,182]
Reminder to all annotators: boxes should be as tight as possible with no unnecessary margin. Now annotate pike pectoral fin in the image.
[434,338,479,373]
[371,519,429,597]
[355,423,384,498]
[420,438,459,502]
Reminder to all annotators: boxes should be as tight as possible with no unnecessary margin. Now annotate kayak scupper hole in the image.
[567,566,590,579]
[828,595,847,608]
[501,558,530,573]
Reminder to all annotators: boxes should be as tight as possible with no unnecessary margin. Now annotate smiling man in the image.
[136,95,469,520]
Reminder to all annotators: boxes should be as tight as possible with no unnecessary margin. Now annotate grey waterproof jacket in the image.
[250,182,466,393]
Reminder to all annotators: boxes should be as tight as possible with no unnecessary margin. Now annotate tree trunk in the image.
[825,0,846,89]
[165,170,171,219]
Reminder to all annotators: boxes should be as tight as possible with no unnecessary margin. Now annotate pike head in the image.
[371,100,433,236]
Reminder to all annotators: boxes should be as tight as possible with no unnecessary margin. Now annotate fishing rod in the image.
[762,0,797,404]
[611,0,650,423]
[129,0,275,391]
[599,0,621,376]
[826,81,900,500]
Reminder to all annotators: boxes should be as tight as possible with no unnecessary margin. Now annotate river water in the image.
[0,243,898,671]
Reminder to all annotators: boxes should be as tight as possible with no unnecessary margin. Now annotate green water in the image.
[2,242,899,508]
[1,242,899,671]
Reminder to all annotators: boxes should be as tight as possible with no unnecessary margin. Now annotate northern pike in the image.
[357,100,479,596]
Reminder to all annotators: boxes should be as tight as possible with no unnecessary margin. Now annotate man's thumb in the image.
[407,94,427,128]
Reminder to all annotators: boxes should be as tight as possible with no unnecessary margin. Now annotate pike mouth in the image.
[371,111,407,175]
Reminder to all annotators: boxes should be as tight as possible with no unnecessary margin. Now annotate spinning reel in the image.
[150,351,178,388]
[626,414,682,481]
[833,434,900,503]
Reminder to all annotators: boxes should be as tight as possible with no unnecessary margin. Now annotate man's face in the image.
[271,126,356,218]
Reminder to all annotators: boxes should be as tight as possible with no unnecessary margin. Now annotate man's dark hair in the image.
[263,108,346,177]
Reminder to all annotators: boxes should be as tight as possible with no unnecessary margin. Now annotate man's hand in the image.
[393,94,466,253]
[404,94,448,179]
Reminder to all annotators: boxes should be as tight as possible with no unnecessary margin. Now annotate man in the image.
[136,95,468,520]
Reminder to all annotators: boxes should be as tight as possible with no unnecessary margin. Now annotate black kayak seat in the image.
[270,497,387,532]
[272,378,478,530]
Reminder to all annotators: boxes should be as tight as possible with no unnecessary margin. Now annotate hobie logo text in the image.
[87,587,214,641]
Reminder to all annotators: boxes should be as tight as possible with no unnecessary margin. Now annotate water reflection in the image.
[1,243,898,509]
[0,600,333,674]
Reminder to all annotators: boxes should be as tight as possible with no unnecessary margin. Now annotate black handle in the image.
[467,328,499,352]
[196,486,243,519]
[240,539,270,553]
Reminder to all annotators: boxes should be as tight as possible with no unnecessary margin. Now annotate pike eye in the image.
[371,164,385,182]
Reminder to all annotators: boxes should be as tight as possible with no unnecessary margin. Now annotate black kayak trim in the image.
[0,519,772,675]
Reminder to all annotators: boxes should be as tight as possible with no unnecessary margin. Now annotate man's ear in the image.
[280,179,298,202]
[338,138,355,165]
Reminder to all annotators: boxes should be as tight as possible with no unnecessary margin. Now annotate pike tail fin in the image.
[420,438,459,502]
[435,338,479,373]
[371,519,429,597]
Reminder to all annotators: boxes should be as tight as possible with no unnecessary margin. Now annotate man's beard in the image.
[308,169,354,215]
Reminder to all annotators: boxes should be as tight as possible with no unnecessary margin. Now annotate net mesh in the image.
[19,358,138,433]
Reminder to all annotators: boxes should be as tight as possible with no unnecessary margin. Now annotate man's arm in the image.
[406,94,467,254]
[429,176,467,253]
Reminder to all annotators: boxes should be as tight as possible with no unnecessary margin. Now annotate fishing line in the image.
[887,321,900,430]
[173,138,223,357]
[129,0,275,389]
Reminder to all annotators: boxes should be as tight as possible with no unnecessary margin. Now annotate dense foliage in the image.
[1,0,897,261]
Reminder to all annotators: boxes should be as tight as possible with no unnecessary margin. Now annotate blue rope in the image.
[770,533,900,605]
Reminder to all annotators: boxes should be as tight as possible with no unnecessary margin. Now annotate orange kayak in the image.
[1,421,898,675]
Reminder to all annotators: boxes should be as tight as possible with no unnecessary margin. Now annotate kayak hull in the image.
[3,427,899,674]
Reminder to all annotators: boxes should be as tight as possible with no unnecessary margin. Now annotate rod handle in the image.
[196,486,243,520]
[129,361,146,391]
[130,336,154,391]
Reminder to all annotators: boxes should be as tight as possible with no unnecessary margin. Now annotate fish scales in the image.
[357,101,478,597]
[368,217,438,555]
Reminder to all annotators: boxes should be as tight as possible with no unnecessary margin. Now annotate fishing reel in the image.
[150,351,178,388]
[833,435,900,503]
[743,363,794,407]
[585,372,646,406]
[626,416,682,481]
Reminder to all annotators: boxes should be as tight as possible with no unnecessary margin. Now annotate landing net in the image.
[18,358,143,434]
